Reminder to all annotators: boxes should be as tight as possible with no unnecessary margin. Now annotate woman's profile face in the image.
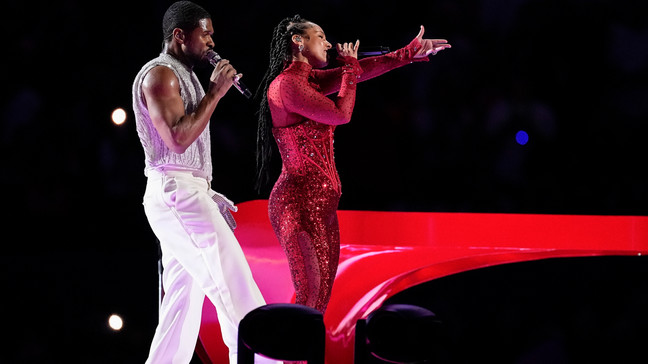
[301,24,332,68]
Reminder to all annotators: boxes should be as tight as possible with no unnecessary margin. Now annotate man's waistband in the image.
[145,166,211,181]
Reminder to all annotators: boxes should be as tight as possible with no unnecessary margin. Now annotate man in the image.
[131,2,276,363]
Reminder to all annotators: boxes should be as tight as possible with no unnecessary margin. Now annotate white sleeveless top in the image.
[132,53,212,181]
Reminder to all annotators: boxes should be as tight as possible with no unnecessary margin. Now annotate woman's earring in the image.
[295,36,304,52]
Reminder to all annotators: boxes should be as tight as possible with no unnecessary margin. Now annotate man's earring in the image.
[298,44,304,52]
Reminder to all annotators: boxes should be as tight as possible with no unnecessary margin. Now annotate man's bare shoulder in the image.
[142,65,179,97]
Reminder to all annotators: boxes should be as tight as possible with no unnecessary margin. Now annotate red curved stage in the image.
[196,199,648,363]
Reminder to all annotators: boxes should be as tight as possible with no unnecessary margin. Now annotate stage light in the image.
[108,314,124,331]
[112,108,127,125]
[515,130,528,145]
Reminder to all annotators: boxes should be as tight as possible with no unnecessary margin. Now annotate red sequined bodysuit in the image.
[267,39,428,313]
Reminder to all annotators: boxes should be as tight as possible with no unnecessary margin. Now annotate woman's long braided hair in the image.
[254,15,313,193]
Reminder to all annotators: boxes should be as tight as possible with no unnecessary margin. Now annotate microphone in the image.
[328,46,391,57]
[206,50,252,99]
[357,46,390,57]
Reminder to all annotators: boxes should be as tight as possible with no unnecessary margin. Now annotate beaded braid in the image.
[254,15,313,193]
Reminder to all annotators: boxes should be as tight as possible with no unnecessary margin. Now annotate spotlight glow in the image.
[112,108,127,125]
[108,314,124,331]
[516,130,529,145]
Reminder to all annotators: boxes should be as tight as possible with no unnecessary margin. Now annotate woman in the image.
[255,15,450,313]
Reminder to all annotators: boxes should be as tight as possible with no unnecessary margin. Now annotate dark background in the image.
[2,0,647,362]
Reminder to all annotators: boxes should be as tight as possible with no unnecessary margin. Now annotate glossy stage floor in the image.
[194,200,648,363]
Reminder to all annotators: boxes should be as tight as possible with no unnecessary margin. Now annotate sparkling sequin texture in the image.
[267,39,427,313]
[270,120,342,313]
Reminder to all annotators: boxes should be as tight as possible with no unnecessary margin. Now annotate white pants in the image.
[143,170,278,364]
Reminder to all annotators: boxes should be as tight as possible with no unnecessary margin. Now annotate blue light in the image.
[516,130,529,145]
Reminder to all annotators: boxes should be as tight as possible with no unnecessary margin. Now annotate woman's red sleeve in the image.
[280,57,363,125]
[314,37,429,96]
